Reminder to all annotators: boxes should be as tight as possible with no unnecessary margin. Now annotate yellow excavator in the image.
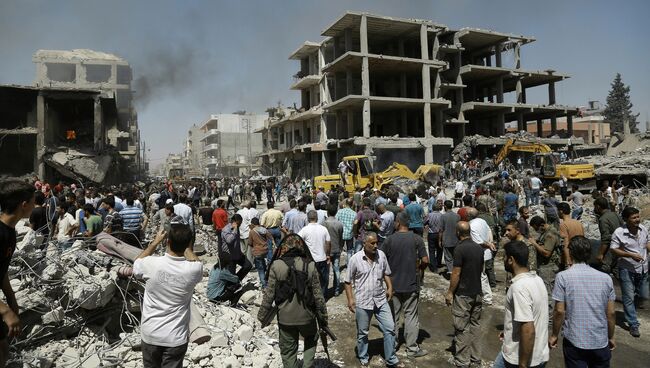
[314,155,442,191]
[494,139,595,182]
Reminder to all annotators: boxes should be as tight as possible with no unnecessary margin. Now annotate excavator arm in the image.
[494,139,552,165]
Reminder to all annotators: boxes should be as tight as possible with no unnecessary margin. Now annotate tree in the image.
[603,73,639,133]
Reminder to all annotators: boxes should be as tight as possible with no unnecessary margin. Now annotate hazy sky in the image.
[1,0,648,166]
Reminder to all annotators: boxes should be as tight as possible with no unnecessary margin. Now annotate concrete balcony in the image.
[290,74,320,90]
[203,143,219,152]
[201,129,219,141]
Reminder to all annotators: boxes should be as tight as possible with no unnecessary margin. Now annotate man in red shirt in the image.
[212,199,229,247]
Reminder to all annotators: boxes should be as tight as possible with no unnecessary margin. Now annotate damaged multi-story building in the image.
[259,12,579,177]
[0,49,143,183]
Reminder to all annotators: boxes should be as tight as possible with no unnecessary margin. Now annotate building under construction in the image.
[0,49,142,183]
[259,12,578,178]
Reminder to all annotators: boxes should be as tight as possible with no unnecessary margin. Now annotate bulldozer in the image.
[314,155,442,192]
[494,139,595,183]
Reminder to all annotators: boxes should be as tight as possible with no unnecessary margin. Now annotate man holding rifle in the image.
[257,234,330,368]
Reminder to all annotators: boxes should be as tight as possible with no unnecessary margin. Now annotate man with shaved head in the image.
[446,221,485,367]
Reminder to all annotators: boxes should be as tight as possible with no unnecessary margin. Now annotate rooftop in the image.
[33,49,127,63]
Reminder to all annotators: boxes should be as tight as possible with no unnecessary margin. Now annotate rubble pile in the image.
[8,222,287,368]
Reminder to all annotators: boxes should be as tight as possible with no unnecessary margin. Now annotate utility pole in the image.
[244,116,252,175]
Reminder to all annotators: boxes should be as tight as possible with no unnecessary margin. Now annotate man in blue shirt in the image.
[207,253,240,303]
[549,236,616,366]
[404,193,424,236]
[503,186,519,223]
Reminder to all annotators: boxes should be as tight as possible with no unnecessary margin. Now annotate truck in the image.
[314,155,442,192]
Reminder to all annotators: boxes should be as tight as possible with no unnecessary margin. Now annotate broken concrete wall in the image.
[44,149,113,183]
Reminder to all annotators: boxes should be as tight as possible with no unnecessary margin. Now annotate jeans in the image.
[531,189,541,205]
[267,227,282,262]
[481,272,492,304]
[493,352,547,368]
[452,294,482,367]
[410,227,423,236]
[524,189,531,207]
[484,257,496,287]
[142,341,188,368]
[330,252,341,295]
[228,256,253,282]
[254,256,268,288]
[618,268,649,328]
[563,338,611,368]
[346,239,360,265]
[355,303,398,365]
[444,246,456,274]
[427,233,441,272]
[278,321,318,368]
[571,206,583,220]
[390,291,420,353]
[315,260,329,298]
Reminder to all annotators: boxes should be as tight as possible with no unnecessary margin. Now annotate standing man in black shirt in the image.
[381,212,429,358]
[0,179,36,365]
[445,221,485,368]
[29,191,48,236]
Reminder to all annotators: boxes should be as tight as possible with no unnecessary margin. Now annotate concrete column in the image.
[517,113,525,132]
[431,32,440,59]
[567,114,574,136]
[36,93,46,179]
[537,119,543,137]
[514,42,521,69]
[496,112,505,136]
[516,78,523,103]
[362,100,371,138]
[548,81,556,105]
[398,39,405,57]
[521,88,527,104]
[360,15,371,139]
[496,76,504,103]
[346,69,353,96]
[360,15,368,54]
[422,64,432,138]
[420,24,429,60]
[344,28,353,52]
[94,96,103,152]
[425,145,433,163]
[433,71,441,98]
[321,152,330,175]
[400,73,407,98]
[401,110,408,137]
[332,36,339,60]
[550,114,558,135]
[485,54,491,67]
[495,43,503,67]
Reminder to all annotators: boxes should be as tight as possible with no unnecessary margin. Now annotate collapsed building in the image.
[259,12,579,178]
[0,49,142,183]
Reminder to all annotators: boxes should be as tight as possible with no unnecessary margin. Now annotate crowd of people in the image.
[0,168,647,367]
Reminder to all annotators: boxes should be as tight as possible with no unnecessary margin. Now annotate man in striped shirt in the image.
[120,193,147,245]
[336,199,357,262]
[549,235,615,367]
[344,232,402,367]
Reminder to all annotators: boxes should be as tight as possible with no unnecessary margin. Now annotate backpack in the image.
[362,209,376,232]
[274,257,315,309]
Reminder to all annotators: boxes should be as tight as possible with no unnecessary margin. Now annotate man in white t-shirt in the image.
[133,217,203,368]
[530,175,543,206]
[298,210,331,297]
[468,208,495,305]
[495,240,549,368]
[237,200,259,265]
[454,180,465,207]
[55,202,78,244]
